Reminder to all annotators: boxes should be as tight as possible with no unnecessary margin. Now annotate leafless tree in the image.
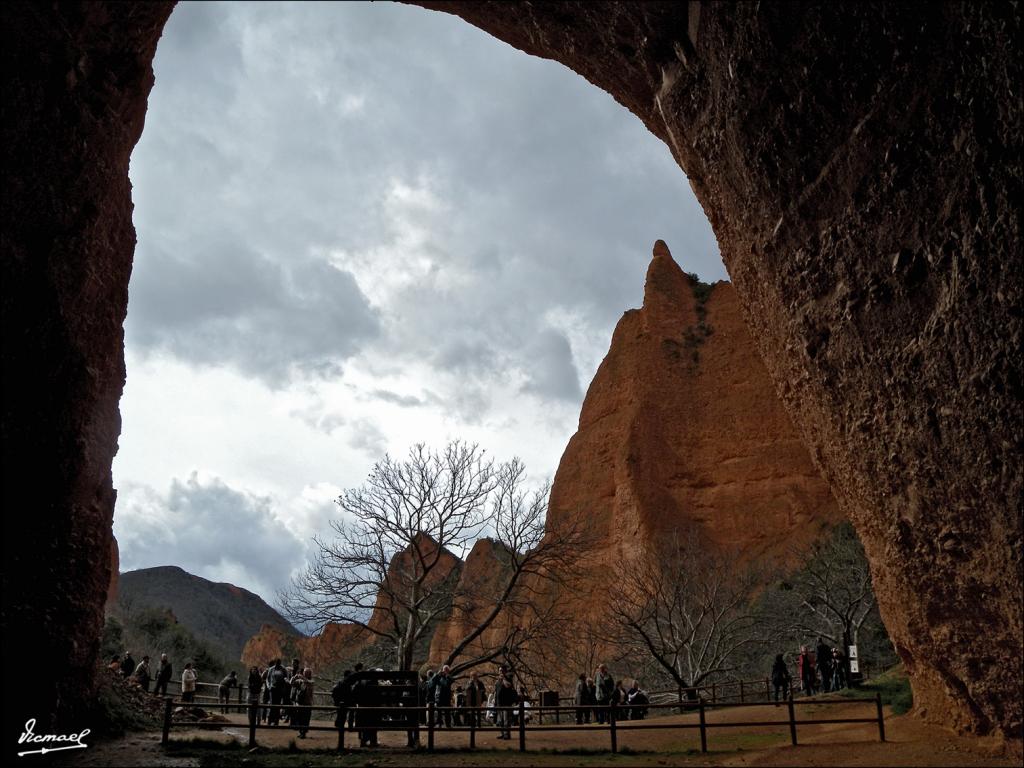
[280,442,585,675]
[766,521,879,652]
[608,531,763,696]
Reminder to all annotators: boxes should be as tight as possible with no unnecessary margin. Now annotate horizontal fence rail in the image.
[161,694,887,754]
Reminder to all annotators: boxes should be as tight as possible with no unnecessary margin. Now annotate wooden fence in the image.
[161,695,886,754]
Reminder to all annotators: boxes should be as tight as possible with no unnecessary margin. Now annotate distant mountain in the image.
[113,566,299,663]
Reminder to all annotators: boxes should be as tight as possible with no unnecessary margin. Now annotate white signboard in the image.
[850,658,860,674]
[848,644,858,659]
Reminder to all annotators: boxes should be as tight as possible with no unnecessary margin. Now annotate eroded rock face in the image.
[427,537,517,668]
[541,240,841,637]
[241,622,370,671]
[420,1,1023,736]
[3,0,1019,737]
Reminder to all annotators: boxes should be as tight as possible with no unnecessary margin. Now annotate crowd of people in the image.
[771,638,850,701]
[109,637,851,743]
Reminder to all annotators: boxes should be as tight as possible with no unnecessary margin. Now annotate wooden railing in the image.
[161,694,887,754]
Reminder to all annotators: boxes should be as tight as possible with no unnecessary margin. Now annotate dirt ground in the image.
[60,701,1021,767]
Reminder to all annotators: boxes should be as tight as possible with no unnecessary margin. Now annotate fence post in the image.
[712,683,717,705]
[161,697,172,746]
[875,692,886,742]
[469,706,476,749]
[337,706,345,752]
[518,701,526,752]
[740,680,745,703]
[765,677,770,701]
[698,699,707,753]
[248,701,257,748]
[787,694,797,746]
[237,685,243,714]
[678,684,683,714]
[609,704,617,754]
[427,702,435,751]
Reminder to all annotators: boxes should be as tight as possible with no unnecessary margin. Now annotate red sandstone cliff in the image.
[540,240,842,628]
[420,241,843,673]
[243,533,463,669]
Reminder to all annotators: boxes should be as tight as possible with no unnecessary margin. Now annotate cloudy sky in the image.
[113,1,723,608]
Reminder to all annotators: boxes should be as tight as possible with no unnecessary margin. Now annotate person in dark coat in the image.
[247,666,262,726]
[573,673,588,725]
[626,680,648,720]
[771,654,791,703]
[816,638,833,693]
[219,671,238,713]
[495,673,517,739]
[594,665,614,724]
[292,668,314,738]
[831,648,847,691]
[433,665,454,727]
[121,652,136,679]
[155,653,173,696]
[464,671,487,728]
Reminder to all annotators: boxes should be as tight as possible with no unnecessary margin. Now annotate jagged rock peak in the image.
[643,239,693,314]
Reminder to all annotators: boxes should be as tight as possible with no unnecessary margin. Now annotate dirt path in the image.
[58,702,1021,767]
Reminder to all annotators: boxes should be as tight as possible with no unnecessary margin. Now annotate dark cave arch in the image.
[1,0,1019,739]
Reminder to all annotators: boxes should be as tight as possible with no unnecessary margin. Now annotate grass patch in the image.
[837,664,913,715]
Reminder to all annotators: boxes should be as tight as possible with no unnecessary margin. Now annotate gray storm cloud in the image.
[114,474,308,601]
[117,0,723,602]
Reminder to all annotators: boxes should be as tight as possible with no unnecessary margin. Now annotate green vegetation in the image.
[102,608,233,679]
[682,272,715,363]
[837,664,913,715]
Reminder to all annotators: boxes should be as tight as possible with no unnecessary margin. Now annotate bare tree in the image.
[281,442,585,675]
[439,459,586,677]
[766,521,880,652]
[608,531,763,696]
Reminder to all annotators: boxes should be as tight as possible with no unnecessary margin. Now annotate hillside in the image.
[113,566,298,663]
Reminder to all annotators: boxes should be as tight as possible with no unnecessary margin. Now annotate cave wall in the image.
[1,0,1019,738]
[0,0,174,736]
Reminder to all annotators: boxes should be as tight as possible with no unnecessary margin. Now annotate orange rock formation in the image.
[541,240,842,628]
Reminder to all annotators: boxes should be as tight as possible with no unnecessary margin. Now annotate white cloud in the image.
[115,0,723,605]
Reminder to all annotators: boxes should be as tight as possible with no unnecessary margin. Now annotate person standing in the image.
[433,665,454,728]
[627,680,648,720]
[816,637,833,693]
[594,664,614,724]
[247,666,263,726]
[181,662,197,703]
[121,652,136,679]
[586,677,597,724]
[292,668,314,738]
[798,646,816,696]
[464,671,486,728]
[219,671,238,714]
[612,680,627,720]
[495,673,517,739]
[573,673,588,725]
[771,654,791,704]
[267,659,290,726]
[155,653,173,696]
[133,656,152,693]
[831,647,847,691]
